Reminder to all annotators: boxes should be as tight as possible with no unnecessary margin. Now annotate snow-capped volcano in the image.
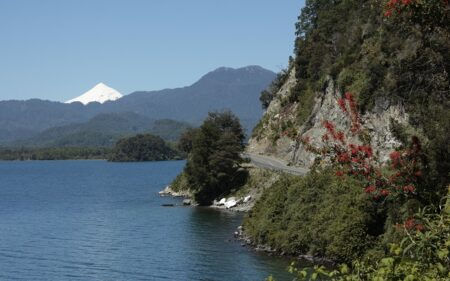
[65,83,123,105]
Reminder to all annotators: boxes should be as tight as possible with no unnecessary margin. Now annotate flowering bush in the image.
[287,92,424,201]
[384,0,450,30]
[290,191,450,281]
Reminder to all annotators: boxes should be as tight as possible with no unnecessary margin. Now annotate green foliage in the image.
[259,68,291,110]
[148,119,193,142]
[170,172,190,192]
[0,147,111,160]
[290,0,449,190]
[16,112,192,148]
[230,167,280,199]
[109,134,181,162]
[251,114,269,140]
[244,170,379,263]
[184,111,247,205]
[177,128,199,154]
[290,190,450,281]
[293,84,315,127]
[384,0,450,30]
[259,1,449,279]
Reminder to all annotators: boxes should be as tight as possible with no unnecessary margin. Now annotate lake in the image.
[0,160,292,281]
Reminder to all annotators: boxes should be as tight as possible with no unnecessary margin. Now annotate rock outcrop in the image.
[248,69,409,168]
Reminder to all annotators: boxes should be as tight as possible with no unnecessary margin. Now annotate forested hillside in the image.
[109,134,181,162]
[14,113,191,148]
[244,0,449,279]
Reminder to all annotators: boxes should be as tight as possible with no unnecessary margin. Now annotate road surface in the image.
[243,153,309,176]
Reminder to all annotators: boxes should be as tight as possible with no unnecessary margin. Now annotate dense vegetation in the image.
[256,0,449,191]
[109,134,181,162]
[248,0,449,279]
[0,147,111,160]
[288,192,450,281]
[14,113,192,148]
[174,111,247,205]
[259,67,291,110]
[295,0,448,192]
[245,170,377,262]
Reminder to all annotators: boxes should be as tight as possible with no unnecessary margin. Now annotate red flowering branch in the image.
[384,0,450,30]
[396,217,426,232]
[292,92,423,201]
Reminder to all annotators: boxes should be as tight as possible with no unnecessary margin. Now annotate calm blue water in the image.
[0,160,292,281]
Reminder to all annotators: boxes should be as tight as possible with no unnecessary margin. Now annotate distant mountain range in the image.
[13,112,191,147]
[0,66,275,146]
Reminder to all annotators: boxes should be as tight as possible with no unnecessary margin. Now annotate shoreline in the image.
[159,185,336,267]
[234,225,337,267]
[159,185,255,212]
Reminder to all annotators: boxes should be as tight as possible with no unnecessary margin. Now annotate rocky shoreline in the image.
[159,185,256,212]
[158,185,192,198]
[233,225,336,267]
[159,184,335,266]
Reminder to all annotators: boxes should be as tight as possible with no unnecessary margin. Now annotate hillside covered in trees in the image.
[109,134,182,162]
[243,0,449,279]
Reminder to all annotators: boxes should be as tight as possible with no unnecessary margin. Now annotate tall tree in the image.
[184,111,246,205]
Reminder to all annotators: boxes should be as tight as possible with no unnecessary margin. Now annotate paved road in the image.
[243,153,309,176]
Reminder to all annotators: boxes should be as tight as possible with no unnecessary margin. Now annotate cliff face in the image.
[248,68,409,168]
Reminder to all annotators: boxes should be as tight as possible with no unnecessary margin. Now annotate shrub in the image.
[244,170,378,263]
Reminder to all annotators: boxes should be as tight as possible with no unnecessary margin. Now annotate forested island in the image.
[0,147,112,160]
[0,134,183,161]
[109,134,183,162]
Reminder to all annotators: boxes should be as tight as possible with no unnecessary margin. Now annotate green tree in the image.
[184,111,246,205]
[110,134,180,162]
[177,127,199,154]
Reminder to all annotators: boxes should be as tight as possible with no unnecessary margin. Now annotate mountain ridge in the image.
[0,66,276,144]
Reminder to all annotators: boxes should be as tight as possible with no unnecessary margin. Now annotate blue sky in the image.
[0,0,304,101]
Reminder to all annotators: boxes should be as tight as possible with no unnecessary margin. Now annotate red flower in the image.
[345,92,354,101]
[364,185,376,193]
[390,151,401,161]
[323,120,335,135]
[403,185,415,193]
[388,0,399,7]
[358,145,373,158]
[335,131,345,143]
[415,224,425,232]
[380,189,390,196]
[337,152,350,163]
[335,170,345,177]
[337,98,347,113]
[404,218,415,230]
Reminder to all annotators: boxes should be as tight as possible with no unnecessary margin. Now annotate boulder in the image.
[183,199,192,206]
[243,195,252,203]
[224,198,237,209]
[159,186,172,196]
[218,198,227,205]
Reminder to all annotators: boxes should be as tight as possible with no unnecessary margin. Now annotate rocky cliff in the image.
[248,68,410,168]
